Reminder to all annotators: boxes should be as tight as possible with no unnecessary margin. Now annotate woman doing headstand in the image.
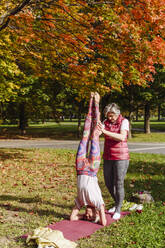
[70,92,107,226]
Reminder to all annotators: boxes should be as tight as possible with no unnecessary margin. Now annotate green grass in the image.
[132,120,165,132]
[0,120,165,142]
[0,122,79,140]
[0,149,164,247]
[128,132,165,143]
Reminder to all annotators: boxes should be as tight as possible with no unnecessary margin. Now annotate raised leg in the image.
[76,93,94,170]
[88,92,101,171]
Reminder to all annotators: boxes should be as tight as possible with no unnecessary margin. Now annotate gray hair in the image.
[104,103,120,117]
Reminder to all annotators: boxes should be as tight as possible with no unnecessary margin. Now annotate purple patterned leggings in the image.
[76,96,101,173]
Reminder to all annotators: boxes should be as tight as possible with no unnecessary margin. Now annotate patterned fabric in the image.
[76,96,100,177]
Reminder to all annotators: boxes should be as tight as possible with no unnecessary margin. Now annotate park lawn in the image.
[132,120,165,132]
[1,121,165,142]
[0,149,164,248]
[128,132,165,143]
[0,122,79,140]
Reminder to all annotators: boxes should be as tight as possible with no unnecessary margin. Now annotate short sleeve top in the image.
[120,119,129,131]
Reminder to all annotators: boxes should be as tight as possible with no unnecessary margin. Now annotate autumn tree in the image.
[0,0,165,136]
[1,0,165,96]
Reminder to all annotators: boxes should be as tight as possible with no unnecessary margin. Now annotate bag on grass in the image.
[131,191,154,204]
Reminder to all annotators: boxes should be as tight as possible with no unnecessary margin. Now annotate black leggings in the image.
[103,160,129,213]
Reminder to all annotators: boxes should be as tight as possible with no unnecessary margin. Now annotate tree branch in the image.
[0,0,31,31]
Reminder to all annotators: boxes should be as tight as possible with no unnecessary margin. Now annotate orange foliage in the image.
[5,0,165,95]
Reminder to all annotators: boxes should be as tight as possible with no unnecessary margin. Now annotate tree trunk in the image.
[158,104,161,121]
[0,102,3,123]
[144,103,150,133]
[100,94,111,121]
[70,113,73,122]
[127,112,134,139]
[135,107,139,121]
[77,101,84,138]
[19,102,28,135]
[127,86,136,139]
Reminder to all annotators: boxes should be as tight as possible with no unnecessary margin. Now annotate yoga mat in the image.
[22,211,130,241]
[48,211,130,241]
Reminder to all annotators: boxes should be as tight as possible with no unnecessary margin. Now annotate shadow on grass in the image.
[125,178,165,202]
[0,194,72,216]
[0,194,72,208]
[0,125,80,140]
[125,158,165,202]
[0,203,70,221]
[98,157,165,204]
[0,148,29,161]
[128,159,165,176]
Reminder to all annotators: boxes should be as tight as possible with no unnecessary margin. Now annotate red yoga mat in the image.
[47,211,130,241]
[21,211,130,241]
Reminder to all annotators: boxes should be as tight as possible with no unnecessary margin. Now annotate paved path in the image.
[0,139,165,154]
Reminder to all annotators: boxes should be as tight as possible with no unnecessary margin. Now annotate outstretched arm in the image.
[99,204,107,226]
[76,92,94,162]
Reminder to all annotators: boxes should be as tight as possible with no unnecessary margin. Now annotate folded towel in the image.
[26,227,77,248]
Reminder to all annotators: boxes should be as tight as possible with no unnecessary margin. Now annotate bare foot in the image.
[94,92,100,103]
[91,92,95,98]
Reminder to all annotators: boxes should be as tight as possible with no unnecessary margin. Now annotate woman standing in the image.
[98,103,129,220]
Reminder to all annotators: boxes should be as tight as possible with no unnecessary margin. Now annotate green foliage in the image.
[0,33,23,101]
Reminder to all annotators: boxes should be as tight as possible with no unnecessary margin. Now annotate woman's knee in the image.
[116,178,124,190]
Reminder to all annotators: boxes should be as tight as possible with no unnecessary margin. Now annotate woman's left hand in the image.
[97,121,104,133]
